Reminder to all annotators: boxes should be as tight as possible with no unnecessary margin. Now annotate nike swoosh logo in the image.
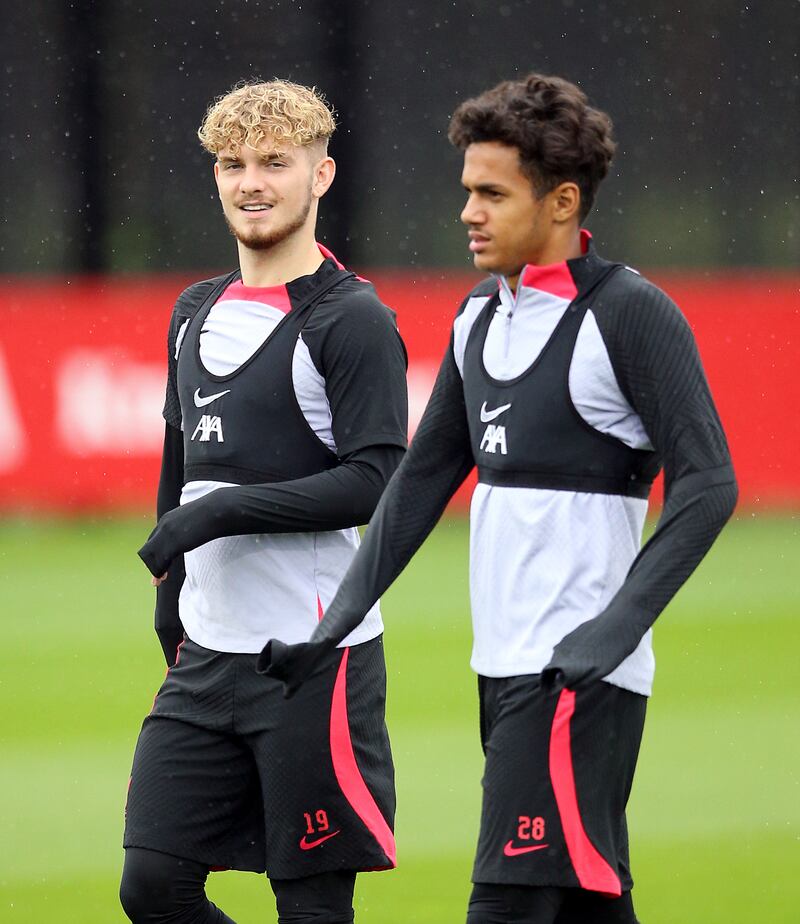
[194,388,231,408]
[299,830,341,850]
[480,401,512,423]
[503,840,549,857]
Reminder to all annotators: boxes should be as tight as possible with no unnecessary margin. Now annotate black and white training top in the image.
[138,246,408,655]
[304,232,738,696]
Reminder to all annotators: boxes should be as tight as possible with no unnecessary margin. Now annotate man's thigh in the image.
[124,714,266,872]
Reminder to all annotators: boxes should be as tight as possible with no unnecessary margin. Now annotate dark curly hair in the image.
[448,73,616,221]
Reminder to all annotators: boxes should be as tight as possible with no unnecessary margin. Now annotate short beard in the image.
[226,192,313,252]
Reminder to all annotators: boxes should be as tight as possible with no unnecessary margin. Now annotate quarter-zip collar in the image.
[495,229,597,311]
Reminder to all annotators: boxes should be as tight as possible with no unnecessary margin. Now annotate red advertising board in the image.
[0,271,797,512]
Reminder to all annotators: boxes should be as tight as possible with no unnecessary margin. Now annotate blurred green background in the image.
[1,513,797,922]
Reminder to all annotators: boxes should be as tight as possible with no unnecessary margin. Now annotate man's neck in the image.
[237,230,325,287]
[507,226,583,292]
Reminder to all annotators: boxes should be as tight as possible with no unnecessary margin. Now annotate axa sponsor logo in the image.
[191,414,224,442]
[479,401,510,455]
[480,424,507,455]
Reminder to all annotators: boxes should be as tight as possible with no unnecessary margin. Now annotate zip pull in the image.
[503,309,513,359]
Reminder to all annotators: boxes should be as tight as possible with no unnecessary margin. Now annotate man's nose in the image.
[239,165,266,193]
[461,194,483,225]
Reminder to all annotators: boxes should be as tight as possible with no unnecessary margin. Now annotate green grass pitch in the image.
[0,512,797,922]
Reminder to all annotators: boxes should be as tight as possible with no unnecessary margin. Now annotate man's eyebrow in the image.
[463,182,508,194]
[217,151,292,163]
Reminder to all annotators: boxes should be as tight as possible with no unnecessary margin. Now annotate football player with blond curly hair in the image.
[120,79,407,924]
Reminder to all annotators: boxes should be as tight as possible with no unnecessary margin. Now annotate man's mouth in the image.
[468,231,490,253]
[239,203,273,212]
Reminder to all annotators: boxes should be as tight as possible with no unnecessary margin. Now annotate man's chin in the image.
[235,232,281,251]
[472,252,502,274]
[472,252,522,278]
[228,222,285,251]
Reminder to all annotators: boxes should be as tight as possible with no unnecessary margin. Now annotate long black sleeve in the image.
[542,275,738,688]
[153,421,186,665]
[138,443,405,578]
[311,342,475,646]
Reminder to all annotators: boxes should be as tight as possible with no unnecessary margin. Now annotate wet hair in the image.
[448,73,616,220]
[198,79,336,156]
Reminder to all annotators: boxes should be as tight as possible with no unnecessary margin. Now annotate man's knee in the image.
[121,848,175,920]
[119,847,211,922]
[467,882,563,924]
[270,870,356,924]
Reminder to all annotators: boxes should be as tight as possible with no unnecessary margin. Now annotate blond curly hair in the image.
[198,79,336,156]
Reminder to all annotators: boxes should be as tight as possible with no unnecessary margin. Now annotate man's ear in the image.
[551,181,581,223]
[312,156,336,199]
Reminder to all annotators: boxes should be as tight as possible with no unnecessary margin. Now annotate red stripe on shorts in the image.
[329,648,396,868]
[549,688,622,897]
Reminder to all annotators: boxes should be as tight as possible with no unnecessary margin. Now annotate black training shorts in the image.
[473,674,647,896]
[123,635,396,879]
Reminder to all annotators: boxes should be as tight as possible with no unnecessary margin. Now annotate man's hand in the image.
[256,639,334,698]
[541,613,640,692]
[541,656,593,693]
[152,573,168,587]
[138,506,183,578]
